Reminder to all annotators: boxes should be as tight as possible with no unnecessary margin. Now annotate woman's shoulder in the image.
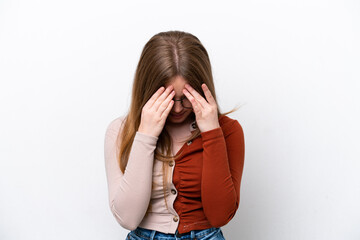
[219,114,239,126]
[105,115,127,134]
[219,114,244,135]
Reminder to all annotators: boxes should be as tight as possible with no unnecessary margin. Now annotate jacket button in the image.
[173,216,178,222]
[169,161,174,167]
[171,189,177,195]
[187,140,192,145]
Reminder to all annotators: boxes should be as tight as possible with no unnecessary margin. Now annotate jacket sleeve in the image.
[200,120,245,227]
[104,116,158,230]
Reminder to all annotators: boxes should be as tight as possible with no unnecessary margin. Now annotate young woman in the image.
[104,30,245,240]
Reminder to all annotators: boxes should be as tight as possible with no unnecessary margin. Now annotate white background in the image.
[0,0,359,239]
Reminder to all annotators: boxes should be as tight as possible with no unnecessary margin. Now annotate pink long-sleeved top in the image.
[104,114,245,234]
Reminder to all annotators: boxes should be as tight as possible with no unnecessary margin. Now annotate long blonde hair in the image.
[116,30,240,213]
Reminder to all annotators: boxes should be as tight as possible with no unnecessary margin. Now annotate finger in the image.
[147,86,165,108]
[153,86,173,111]
[161,99,174,119]
[159,90,175,115]
[184,84,208,108]
[183,88,201,113]
[201,83,216,105]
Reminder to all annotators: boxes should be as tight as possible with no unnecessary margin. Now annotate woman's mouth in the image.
[171,113,184,118]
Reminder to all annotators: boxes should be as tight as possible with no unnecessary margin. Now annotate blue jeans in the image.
[126,226,226,240]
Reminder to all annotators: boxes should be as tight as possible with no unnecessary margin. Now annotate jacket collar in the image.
[190,120,197,132]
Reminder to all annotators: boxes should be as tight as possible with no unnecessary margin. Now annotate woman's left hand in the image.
[183,83,220,133]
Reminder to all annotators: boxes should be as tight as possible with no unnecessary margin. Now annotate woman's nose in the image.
[172,100,183,112]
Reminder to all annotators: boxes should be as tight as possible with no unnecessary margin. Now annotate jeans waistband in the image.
[134,226,220,239]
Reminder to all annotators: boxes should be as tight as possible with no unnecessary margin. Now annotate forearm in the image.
[201,127,238,226]
[105,125,158,230]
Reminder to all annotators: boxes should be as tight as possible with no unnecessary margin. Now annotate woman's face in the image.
[164,76,194,124]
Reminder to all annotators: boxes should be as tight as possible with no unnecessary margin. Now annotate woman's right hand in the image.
[138,85,175,138]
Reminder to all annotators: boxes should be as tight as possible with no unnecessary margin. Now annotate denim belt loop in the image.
[149,229,156,240]
[190,230,195,239]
